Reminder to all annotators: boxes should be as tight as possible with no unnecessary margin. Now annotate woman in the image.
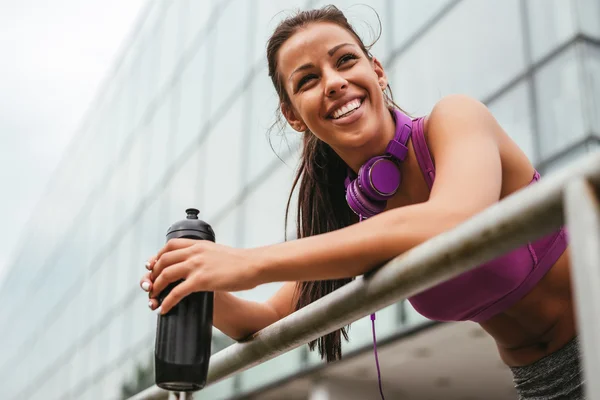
[140,5,582,399]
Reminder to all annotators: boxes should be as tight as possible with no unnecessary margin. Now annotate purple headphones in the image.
[344,109,413,218]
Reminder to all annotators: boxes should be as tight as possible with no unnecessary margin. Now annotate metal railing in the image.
[129,151,600,400]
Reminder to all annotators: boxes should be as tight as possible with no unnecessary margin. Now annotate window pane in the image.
[109,237,131,310]
[104,166,124,237]
[156,0,183,92]
[212,205,239,248]
[181,0,215,53]
[245,69,297,183]
[117,48,138,145]
[123,131,149,217]
[130,42,149,129]
[88,116,113,186]
[576,0,600,39]
[388,0,526,115]
[90,326,110,382]
[93,185,112,250]
[53,296,73,363]
[165,144,204,219]
[209,0,250,114]
[95,255,114,315]
[130,290,157,351]
[49,361,69,399]
[390,0,454,53]
[118,358,138,400]
[79,277,97,339]
[252,0,304,67]
[203,97,245,218]
[236,349,303,394]
[526,0,577,62]
[120,226,140,300]
[488,81,537,164]
[241,163,295,249]
[309,0,389,59]
[107,312,125,366]
[174,41,208,161]
[138,196,164,275]
[145,89,175,194]
[233,161,298,304]
[109,89,127,166]
[543,139,600,174]
[581,42,600,135]
[534,45,586,160]
[69,343,87,394]
[139,12,163,108]
[122,300,139,354]
[70,285,87,345]
[4,362,18,398]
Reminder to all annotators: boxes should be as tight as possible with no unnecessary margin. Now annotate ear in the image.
[281,102,308,132]
[372,57,388,90]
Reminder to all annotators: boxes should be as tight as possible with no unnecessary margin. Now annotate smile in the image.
[329,97,364,120]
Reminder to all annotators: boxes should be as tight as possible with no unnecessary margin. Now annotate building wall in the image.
[0,0,598,399]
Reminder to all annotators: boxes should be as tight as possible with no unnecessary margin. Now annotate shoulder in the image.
[424,94,501,152]
[428,94,497,131]
[418,95,504,208]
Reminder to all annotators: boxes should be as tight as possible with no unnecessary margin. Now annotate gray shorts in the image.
[510,336,584,399]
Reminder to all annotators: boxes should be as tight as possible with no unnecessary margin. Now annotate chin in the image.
[338,127,379,150]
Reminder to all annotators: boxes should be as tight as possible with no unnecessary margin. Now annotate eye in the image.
[296,73,317,91]
[337,52,359,67]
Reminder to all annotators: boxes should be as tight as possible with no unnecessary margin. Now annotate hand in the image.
[139,239,262,314]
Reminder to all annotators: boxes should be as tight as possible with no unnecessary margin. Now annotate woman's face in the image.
[277,22,390,158]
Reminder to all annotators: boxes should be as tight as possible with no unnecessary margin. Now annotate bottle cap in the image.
[166,208,215,242]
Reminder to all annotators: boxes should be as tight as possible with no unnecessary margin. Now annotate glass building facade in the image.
[1,0,599,399]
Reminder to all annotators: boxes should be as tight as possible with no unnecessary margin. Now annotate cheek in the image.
[293,94,320,124]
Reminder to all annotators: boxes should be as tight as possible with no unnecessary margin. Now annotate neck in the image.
[338,107,397,173]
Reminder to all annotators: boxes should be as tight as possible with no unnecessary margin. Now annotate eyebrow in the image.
[288,43,357,82]
[327,42,354,56]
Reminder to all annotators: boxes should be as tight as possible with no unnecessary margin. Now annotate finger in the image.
[145,257,157,271]
[154,238,198,265]
[159,278,197,315]
[148,298,159,310]
[151,262,191,298]
[151,244,200,281]
[140,272,153,292]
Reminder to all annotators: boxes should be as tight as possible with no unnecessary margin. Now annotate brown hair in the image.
[266,5,397,362]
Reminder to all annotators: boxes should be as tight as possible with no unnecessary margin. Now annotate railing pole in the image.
[564,178,600,399]
[126,151,600,400]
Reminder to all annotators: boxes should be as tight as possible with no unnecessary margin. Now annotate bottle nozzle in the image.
[186,208,200,219]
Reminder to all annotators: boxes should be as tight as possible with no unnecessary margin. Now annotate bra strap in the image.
[412,117,436,190]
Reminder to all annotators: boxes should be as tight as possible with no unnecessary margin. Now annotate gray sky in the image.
[0,0,146,285]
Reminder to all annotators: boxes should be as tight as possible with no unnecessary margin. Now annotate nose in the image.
[324,69,348,97]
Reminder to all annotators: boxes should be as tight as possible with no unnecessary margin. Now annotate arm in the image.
[213,282,297,340]
[251,95,504,283]
[148,95,506,314]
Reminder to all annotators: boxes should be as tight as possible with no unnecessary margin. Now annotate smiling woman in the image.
[274,22,399,171]
[140,5,582,399]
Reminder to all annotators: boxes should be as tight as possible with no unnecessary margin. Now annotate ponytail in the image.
[284,131,357,362]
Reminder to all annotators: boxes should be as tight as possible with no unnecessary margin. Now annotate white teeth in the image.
[331,99,362,119]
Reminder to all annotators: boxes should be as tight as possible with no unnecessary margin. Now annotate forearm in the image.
[213,291,281,340]
[253,201,465,284]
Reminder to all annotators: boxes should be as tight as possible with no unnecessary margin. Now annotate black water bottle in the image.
[154,208,216,392]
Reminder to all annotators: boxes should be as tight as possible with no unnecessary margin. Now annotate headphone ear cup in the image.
[346,178,386,218]
[358,156,401,201]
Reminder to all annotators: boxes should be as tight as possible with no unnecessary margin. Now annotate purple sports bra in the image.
[406,117,569,323]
